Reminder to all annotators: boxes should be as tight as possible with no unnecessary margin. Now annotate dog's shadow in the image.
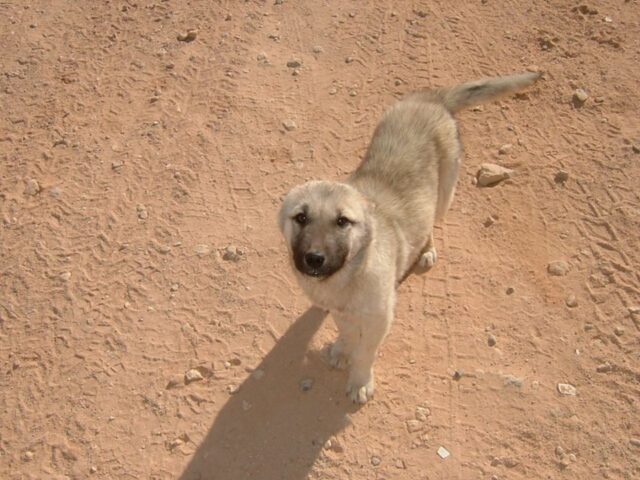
[178,307,353,480]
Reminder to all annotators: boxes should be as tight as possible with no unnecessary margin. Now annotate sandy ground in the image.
[1,1,639,479]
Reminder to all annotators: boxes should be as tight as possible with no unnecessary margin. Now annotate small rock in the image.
[498,143,513,155]
[282,119,297,131]
[274,0,283,4]
[349,90,358,97]
[329,86,338,95]
[242,400,252,411]
[596,362,612,373]
[177,30,197,42]
[166,375,185,389]
[406,419,423,433]
[90,466,98,474]
[547,260,570,276]
[437,446,450,459]
[554,170,570,184]
[555,445,565,457]
[630,438,640,448]
[256,52,268,64]
[395,459,406,469]
[300,378,313,392]
[572,89,588,107]
[60,271,72,281]
[565,294,578,308]
[371,455,381,466]
[502,457,519,468]
[487,334,497,347]
[312,45,323,53]
[286,58,302,68]
[415,406,431,421]
[227,383,240,394]
[557,383,577,396]
[476,163,513,187]
[222,245,242,261]
[194,244,211,256]
[184,369,204,384]
[170,283,179,292]
[505,287,514,295]
[568,453,577,462]
[25,179,41,195]
[136,204,148,220]
[452,370,463,381]
[632,145,640,154]
[484,216,496,227]
[503,374,524,388]
[251,368,265,380]
[345,56,354,64]
[603,16,612,23]
[614,326,625,336]
[575,5,598,15]
[22,451,34,462]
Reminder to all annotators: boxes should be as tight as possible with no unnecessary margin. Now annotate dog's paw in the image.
[418,247,438,270]
[329,343,350,370]
[346,374,374,404]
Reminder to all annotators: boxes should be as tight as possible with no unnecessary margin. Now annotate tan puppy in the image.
[278,73,541,404]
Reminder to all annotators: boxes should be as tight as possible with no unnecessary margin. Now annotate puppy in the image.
[278,72,541,404]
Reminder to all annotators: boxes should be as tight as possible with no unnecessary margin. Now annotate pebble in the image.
[596,362,612,373]
[498,143,513,155]
[568,453,577,462]
[166,374,184,389]
[25,179,41,195]
[406,419,423,433]
[476,163,513,187]
[437,446,450,459]
[565,294,578,308]
[487,334,497,347]
[282,119,297,131]
[349,90,358,97]
[547,260,570,276]
[503,374,524,388]
[557,383,577,396]
[312,45,323,53]
[60,271,72,281]
[371,455,381,466]
[505,286,514,295]
[223,245,243,261]
[242,400,252,411]
[184,369,204,384]
[193,244,211,256]
[345,56,354,64]
[136,204,148,220]
[630,438,640,448]
[256,52,268,64]
[90,466,97,474]
[555,445,565,457]
[251,368,265,380]
[177,30,197,42]
[300,378,313,392]
[22,451,34,462]
[573,89,588,106]
[395,459,406,469]
[415,406,431,421]
[286,58,302,68]
[554,170,570,184]
[614,326,625,336]
[329,86,338,95]
[484,216,496,227]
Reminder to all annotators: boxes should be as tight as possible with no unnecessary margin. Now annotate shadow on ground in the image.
[178,307,353,480]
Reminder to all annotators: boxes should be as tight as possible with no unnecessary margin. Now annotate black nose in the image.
[304,252,325,269]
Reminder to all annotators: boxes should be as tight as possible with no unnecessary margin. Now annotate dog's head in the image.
[278,181,372,280]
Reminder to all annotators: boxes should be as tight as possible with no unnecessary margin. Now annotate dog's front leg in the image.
[330,313,359,370]
[346,305,393,404]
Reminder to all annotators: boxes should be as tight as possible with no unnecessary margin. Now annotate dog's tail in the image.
[410,72,541,113]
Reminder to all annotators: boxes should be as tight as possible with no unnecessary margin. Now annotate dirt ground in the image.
[1,1,639,479]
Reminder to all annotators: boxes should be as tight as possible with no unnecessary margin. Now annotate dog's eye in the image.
[293,213,308,225]
[336,216,352,228]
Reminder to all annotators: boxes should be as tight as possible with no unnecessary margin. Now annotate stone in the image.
[177,30,197,42]
[60,271,72,281]
[90,466,98,474]
[137,204,148,220]
[286,58,302,68]
[547,261,570,276]
[223,245,242,261]
[503,374,524,388]
[498,143,513,155]
[573,89,588,106]
[184,369,204,384]
[300,378,313,392]
[22,451,34,462]
[25,179,41,195]
[371,455,381,466]
[614,326,625,336]
[256,52,268,64]
[282,119,297,131]
[166,374,184,389]
[630,438,640,448]
[312,45,323,53]
[565,294,578,308]
[596,363,612,373]
[557,383,577,396]
[487,334,497,347]
[554,170,570,184]
[415,406,431,421]
[505,287,514,295]
[437,446,450,459]
[476,163,513,187]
